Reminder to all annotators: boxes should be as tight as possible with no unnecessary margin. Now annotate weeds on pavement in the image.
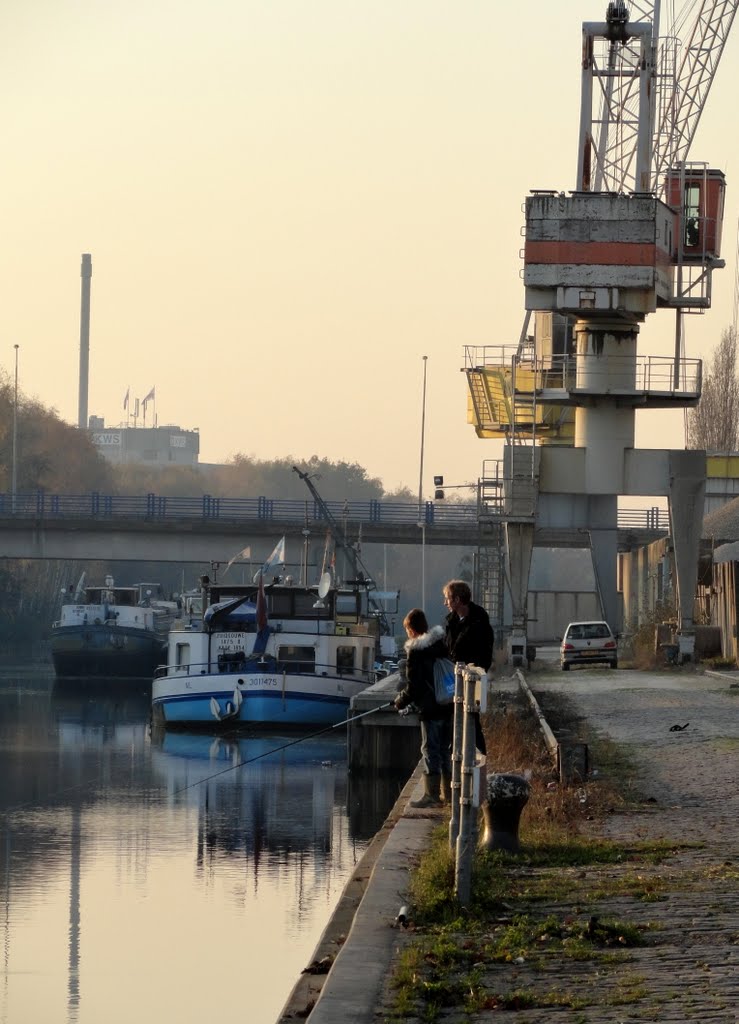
[386,687,690,1021]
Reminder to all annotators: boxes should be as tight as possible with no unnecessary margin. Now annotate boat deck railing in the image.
[154,659,379,686]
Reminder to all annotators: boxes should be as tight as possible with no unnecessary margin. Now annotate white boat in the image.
[151,572,393,728]
[51,576,174,680]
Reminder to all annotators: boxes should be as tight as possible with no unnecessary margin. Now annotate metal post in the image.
[11,344,18,513]
[448,663,464,849]
[418,355,428,608]
[78,254,92,430]
[421,522,426,609]
[301,527,310,586]
[454,668,478,906]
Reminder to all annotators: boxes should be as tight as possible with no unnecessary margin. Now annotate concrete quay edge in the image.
[276,761,442,1023]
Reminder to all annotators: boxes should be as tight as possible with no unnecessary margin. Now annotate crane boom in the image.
[653,0,739,192]
[581,0,738,195]
[292,466,392,635]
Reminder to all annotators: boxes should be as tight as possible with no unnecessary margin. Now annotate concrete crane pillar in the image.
[573,319,637,493]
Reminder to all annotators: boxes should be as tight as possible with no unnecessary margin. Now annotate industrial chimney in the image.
[78,253,92,429]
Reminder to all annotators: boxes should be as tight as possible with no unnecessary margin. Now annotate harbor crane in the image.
[466,1,738,663]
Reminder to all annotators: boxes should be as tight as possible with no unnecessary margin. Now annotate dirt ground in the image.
[377,666,739,1023]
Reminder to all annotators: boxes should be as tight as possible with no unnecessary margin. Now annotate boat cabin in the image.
[164,579,383,685]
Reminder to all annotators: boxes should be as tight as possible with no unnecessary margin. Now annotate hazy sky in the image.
[2,1,738,495]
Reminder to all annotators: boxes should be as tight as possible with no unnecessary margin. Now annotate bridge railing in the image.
[0,492,481,528]
[0,492,671,532]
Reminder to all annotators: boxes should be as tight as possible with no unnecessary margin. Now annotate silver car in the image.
[560,620,618,671]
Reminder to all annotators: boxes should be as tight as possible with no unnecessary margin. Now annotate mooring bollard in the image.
[479,772,531,853]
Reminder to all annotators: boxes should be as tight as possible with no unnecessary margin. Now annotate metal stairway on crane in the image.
[474,460,505,630]
[464,342,575,445]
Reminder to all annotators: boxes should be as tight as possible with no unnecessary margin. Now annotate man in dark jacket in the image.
[442,579,494,755]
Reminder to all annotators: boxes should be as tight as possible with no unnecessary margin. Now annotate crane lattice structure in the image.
[580,0,738,197]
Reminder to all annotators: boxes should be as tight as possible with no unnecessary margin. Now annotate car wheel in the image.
[610,660,618,669]
[561,663,570,672]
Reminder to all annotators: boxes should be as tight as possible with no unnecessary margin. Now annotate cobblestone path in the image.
[377,669,739,1023]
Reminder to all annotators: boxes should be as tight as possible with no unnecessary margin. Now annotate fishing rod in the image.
[170,701,396,796]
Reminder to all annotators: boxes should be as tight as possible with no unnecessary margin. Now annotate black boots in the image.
[411,773,441,808]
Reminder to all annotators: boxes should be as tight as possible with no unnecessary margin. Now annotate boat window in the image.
[175,643,191,669]
[335,594,360,621]
[277,645,316,673]
[269,594,294,616]
[293,593,331,618]
[337,646,356,673]
[217,651,246,672]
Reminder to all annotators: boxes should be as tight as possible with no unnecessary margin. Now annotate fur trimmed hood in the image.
[404,624,445,654]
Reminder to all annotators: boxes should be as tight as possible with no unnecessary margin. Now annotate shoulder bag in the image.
[432,657,456,704]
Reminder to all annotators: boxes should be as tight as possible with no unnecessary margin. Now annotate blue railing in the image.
[0,492,478,528]
[0,492,671,532]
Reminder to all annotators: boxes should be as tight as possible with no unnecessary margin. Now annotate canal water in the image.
[0,668,407,1024]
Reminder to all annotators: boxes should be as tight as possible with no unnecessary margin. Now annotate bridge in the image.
[0,492,669,563]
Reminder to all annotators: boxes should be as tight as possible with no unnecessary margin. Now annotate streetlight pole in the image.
[418,355,428,608]
[12,344,19,513]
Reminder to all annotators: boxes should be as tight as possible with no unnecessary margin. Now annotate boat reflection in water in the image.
[150,724,409,863]
[154,728,351,868]
[0,677,406,1024]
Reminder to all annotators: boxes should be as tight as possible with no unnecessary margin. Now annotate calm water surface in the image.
[0,668,406,1024]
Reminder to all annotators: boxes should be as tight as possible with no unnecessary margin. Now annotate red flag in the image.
[256,573,268,634]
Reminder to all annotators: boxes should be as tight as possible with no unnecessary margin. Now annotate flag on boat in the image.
[143,386,155,406]
[224,545,251,574]
[123,387,129,411]
[253,572,270,655]
[256,573,268,633]
[255,536,286,579]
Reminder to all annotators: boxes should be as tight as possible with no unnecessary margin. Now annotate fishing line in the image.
[170,701,395,796]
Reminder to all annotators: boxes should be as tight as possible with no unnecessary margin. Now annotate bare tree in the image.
[686,326,739,451]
